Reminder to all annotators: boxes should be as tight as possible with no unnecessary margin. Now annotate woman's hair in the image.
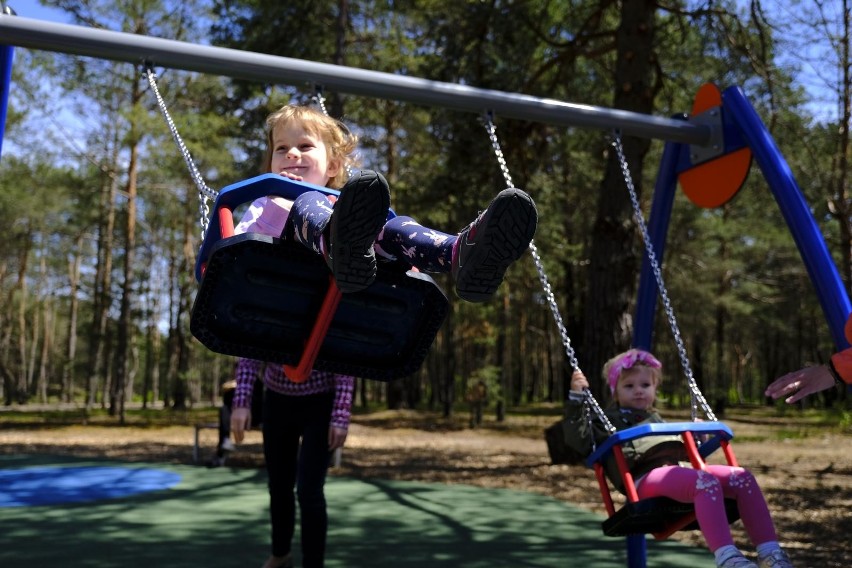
[263,104,359,189]
[602,348,663,403]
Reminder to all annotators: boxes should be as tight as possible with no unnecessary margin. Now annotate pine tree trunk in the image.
[115,77,142,424]
[62,234,83,403]
[581,0,658,397]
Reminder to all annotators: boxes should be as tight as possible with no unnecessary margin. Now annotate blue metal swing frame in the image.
[622,85,851,567]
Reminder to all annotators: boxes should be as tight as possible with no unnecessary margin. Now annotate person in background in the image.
[207,376,264,468]
[206,380,236,468]
[466,379,488,428]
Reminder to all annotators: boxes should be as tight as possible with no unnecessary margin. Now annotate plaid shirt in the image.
[234,358,354,430]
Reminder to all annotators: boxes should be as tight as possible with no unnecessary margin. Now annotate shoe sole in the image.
[455,189,537,302]
[327,170,391,293]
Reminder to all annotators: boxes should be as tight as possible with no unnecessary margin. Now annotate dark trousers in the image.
[263,389,333,568]
[216,404,231,456]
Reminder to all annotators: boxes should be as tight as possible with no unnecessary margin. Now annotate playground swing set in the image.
[1,10,848,568]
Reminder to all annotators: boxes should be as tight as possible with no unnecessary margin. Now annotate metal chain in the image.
[312,87,353,178]
[483,114,515,189]
[144,66,218,240]
[483,114,615,435]
[610,132,716,422]
[311,87,331,116]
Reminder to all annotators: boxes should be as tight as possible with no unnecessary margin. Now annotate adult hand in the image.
[765,365,835,404]
[328,425,348,451]
[230,407,252,444]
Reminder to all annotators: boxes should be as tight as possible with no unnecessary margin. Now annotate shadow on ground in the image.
[0,454,713,568]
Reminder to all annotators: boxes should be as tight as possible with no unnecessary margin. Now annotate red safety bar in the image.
[213,203,340,383]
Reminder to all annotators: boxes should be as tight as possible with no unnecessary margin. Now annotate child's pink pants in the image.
[636,464,778,551]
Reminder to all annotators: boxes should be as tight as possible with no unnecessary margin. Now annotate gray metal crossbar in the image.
[0,14,711,145]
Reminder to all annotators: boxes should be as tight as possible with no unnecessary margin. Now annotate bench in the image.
[192,422,219,463]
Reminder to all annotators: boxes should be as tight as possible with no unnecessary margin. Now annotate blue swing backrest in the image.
[585,421,734,469]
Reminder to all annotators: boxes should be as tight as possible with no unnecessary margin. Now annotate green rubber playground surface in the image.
[0,454,714,567]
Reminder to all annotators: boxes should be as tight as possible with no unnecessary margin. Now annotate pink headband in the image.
[607,350,661,394]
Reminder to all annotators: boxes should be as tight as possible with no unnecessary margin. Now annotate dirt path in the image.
[0,409,849,566]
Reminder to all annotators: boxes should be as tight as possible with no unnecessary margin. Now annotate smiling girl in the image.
[235,103,537,300]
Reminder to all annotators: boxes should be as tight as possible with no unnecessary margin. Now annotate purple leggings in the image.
[374,216,456,273]
[636,465,778,551]
[289,192,456,273]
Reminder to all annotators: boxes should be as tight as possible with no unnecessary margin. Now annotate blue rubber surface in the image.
[0,466,181,507]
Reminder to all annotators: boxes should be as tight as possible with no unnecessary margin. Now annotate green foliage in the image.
[1,0,848,417]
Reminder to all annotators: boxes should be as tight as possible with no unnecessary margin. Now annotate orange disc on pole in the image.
[679,83,752,208]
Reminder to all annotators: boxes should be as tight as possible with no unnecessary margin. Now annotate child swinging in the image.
[234,104,538,301]
[563,349,793,568]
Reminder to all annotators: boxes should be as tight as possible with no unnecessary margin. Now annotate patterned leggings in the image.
[289,191,456,273]
[636,465,778,551]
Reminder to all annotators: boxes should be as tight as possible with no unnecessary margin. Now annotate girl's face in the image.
[269,121,341,187]
[614,366,657,411]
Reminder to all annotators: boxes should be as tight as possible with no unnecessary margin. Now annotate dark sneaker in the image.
[327,170,391,293]
[452,188,537,302]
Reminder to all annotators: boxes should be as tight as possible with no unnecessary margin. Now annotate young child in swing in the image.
[564,349,793,568]
[234,103,538,301]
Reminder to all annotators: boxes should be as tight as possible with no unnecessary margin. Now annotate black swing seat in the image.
[587,421,741,539]
[190,174,450,382]
[602,495,740,537]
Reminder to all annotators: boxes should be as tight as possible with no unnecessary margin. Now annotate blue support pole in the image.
[632,137,685,350]
[723,86,852,350]
[0,42,13,159]
[626,534,648,568]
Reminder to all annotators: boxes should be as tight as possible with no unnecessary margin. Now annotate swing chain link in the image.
[483,114,616,436]
[313,87,353,178]
[482,113,515,189]
[311,87,331,116]
[144,66,218,241]
[610,132,716,422]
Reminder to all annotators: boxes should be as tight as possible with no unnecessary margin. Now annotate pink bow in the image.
[608,349,661,393]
